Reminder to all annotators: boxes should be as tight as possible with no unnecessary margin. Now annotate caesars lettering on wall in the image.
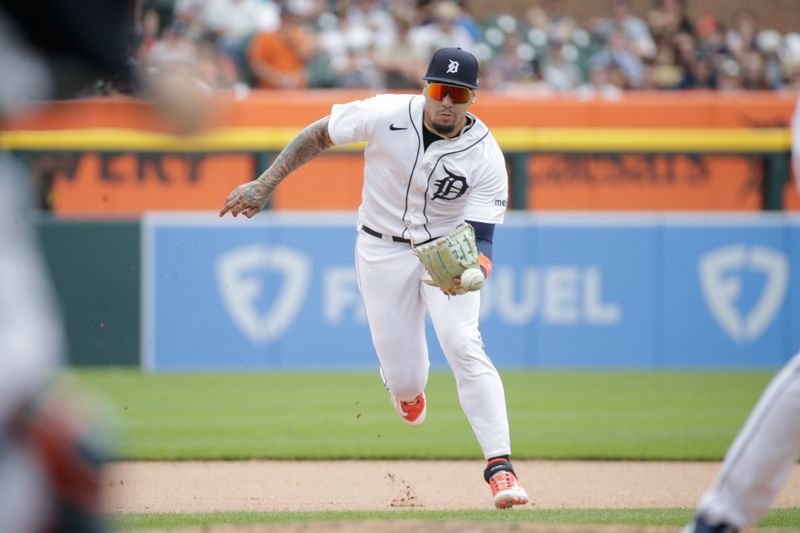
[10,90,798,213]
[527,154,765,210]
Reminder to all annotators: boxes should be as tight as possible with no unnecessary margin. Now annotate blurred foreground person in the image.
[684,98,800,532]
[0,168,109,533]
[0,0,207,530]
[0,2,132,530]
[682,351,800,533]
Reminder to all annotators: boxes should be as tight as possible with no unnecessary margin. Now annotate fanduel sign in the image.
[142,213,799,370]
[699,245,789,344]
[481,266,621,325]
[216,245,312,344]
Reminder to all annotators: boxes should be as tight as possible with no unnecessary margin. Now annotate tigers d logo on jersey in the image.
[432,165,469,200]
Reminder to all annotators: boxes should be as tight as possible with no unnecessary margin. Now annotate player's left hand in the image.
[219,180,272,218]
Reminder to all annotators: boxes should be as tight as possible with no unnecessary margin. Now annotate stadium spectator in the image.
[589,0,656,60]
[373,9,428,90]
[650,36,684,89]
[716,57,744,91]
[726,8,759,61]
[453,0,482,43]
[201,0,278,80]
[542,39,582,91]
[756,30,786,90]
[648,0,695,41]
[344,0,397,50]
[195,36,240,88]
[587,29,645,88]
[783,60,800,92]
[409,1,476,59]
[173,0,211,37]
[577,59,624,100]
[525,0,577,43]
[740,49,771,90]
[696,14,727,59]
[671,31,701,88]
[81,1,800,94]
[248,4,318,89]
[147,20,197,69]
[413,0,438,27]
[689,54,717,89]
[488,31,547,91]
[332,40,383,89]
[137,9,162,64]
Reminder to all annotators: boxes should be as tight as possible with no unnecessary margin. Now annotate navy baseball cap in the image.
[423,47,479,89]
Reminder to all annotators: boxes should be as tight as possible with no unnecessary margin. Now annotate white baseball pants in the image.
[355,231,511,459]
[697,350,800,527]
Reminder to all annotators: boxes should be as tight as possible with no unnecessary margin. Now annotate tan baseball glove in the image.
[413,222,483,296]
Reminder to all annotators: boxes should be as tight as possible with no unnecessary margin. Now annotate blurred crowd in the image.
[101,0,800,96]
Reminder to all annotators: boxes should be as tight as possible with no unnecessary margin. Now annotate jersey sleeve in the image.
[328,95,388,146]
[464,139,508,224]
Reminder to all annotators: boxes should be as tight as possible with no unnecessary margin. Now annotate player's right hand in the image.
[219,181,272,218]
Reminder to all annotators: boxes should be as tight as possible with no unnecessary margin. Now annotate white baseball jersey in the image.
[328,93,508,242]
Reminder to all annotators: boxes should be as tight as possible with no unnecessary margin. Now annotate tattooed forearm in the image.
[256,116,334,191]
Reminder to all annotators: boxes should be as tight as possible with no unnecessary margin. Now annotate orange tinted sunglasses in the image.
[425,83,473,104]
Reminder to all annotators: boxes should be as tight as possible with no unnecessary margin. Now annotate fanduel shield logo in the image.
[698,245,789,343]
[216,245,311,344]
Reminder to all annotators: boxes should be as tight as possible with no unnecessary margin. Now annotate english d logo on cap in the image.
[423,47,479,89]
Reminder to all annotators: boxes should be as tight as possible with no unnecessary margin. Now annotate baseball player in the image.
[684,97,800,533]
[220,47,528,508]
[682,350,800,532]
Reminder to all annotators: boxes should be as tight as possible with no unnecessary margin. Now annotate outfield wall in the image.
[37,218,140,366]
[6,91,798,213]
[138,212,800,371]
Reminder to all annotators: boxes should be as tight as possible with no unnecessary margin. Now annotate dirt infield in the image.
[106,460,800,532]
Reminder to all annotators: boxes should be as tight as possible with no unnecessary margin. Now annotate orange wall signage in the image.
[527,154,763,211]
[52,153,253,214]
[9,90,796,214]
[49,152,366,214]
[7,90,796,130]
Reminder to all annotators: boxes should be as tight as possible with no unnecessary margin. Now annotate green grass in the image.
[112,508,800,530]
[73,369,772,461]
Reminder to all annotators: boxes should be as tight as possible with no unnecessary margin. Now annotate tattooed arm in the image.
[219,116,334,218]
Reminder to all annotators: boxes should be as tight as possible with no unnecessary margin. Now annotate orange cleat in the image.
[488,468,528,509]
[393,392,426,426]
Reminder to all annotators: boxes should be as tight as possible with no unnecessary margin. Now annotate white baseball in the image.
[460,268,485,291]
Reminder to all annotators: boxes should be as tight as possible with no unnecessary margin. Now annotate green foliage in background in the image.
[74,369,772,461]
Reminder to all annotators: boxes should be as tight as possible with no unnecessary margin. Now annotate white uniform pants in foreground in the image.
[698,351,800,527]
[355,232,511,459]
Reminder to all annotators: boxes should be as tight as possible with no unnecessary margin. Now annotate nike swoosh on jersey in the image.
[389,123,408,131]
